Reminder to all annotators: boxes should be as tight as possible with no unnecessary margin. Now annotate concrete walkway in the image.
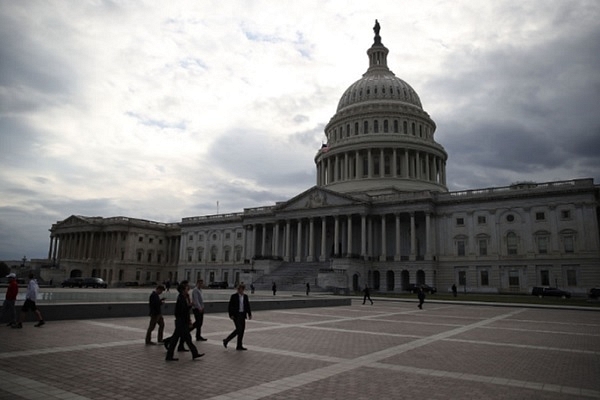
[1,298,599,399]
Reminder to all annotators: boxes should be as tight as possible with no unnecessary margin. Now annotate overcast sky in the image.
[1,0,599,261]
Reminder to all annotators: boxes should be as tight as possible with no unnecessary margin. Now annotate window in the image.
[456,217,464,226]
[563,235,574,253]
[540,269,550,286]
[159,239,163,245]
[188,235,193,241]
[354,122,359,135]
[224,249,230,262]
[236,232,242,239]
[508,270,519,287]
[187,251,192,262]
[157,254,161,263]
[535,212,545,221]
[199,234,204,241]
[478,239,487,256]
[457,240,466,256]
[561,210,571,219]
[566,269,577,286]
[212,234,217,240]
[225,233,230,239]
[507,232,518,255]
[537,236,548,254]
[394,120,399,133]
[506,214,515,222]
[411,122,416,135]
[403,121,407,134]
[374,120,379,133]
[480,270,489,286]
[477,216,486,224]
[136,271,141,281]
[138,236,143,242]
[458,271,466,286]
[383,120,389,133]
[197,249,203,262]
[149,238,153,244]
[147,253,152,263]
[137,251,143,262]
[363,121,368,134]
[146,271,151,281]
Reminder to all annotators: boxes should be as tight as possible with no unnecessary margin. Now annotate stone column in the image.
[361,215,367,259]
[285,220,291,261]
[48,236,54,260]
[380,215,386,261]
[410,213,416,260]
[261,224,267,257]
[395,213,401,260]
[425,212,432,260]
[334,216,340,257]
[307,218,315,262]
[296,220,303,262]
[320,216,327,261]
[346,215,353,257]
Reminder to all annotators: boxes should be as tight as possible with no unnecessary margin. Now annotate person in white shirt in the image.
[191,279,207,341]
[14,273,45,328]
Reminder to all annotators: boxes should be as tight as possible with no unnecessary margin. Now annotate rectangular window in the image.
[236,232,242,239]
[457,240,466,256]
[137,252,142,262]
[561,210,571,219]
[564,236,574,253]
[477,216,486,224]
[456,217,464,226]
[458,270,466,286]
[478,239,487,256]
[225,233,230,239]
[149,238,153,244]
[135,270,141,281]
[157,254,161,263]
[535,212,545,221]
[537,236,548,254]
[507,233,518,255]
[147,253,152,263]
[188,235,193,241]
[508,270,519,287]
[199,234,204,241]
[138,236,143,242]
[566,269,577,286]
[540,270,550,286]
[480,270,489,286]
[146,271,151,281]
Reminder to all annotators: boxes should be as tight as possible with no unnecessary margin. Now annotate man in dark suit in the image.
[165,282,204,361]
[223,283,252,351]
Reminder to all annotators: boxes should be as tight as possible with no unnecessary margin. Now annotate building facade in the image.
[45,23,600,294]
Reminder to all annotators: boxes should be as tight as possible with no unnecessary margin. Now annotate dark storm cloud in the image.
[426,13,600,189]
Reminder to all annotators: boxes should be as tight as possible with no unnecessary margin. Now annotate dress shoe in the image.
[197,337,208,341]
[222,339,228,348]
[192,353,205,360]
[236,347,247,351]
[34,320,45,327]
[146,341,157,345]
[12,323,22,329]
[165,357,179,361]
[178,348,189,352]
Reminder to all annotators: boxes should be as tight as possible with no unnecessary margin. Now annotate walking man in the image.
[14,273,45,328]
[363,285,373,305]
[165,282,204,361]
[417,286,426,309]
[145,284,165,345]
[192,279,207,341]
[223,283,252,351]
[2,273,18,327]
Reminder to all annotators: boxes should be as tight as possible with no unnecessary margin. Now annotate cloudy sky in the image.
[1,0,599,261]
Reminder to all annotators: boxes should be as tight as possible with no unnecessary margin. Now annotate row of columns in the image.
[47,232,180,265]
[246,211,432,262]
[316,148,446,186]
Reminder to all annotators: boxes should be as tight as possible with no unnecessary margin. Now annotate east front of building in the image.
[43,23,600,295]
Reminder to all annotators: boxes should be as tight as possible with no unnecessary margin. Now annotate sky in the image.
[1,0,599,261]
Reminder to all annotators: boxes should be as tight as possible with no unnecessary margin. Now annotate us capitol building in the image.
[44,23,600,295]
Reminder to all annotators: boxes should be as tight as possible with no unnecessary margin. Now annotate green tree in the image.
[0,261,10,277]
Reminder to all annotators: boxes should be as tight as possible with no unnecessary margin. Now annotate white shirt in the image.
[192,287,204,310]
[238,293,245,312]
[26,279,39,301]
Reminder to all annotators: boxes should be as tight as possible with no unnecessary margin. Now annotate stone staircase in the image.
[252,261,327,291]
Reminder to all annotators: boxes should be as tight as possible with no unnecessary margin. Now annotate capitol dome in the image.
[336,66,423,112]
[315,20,448,195]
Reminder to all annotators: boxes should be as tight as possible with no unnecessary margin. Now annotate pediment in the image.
[57,215,93,227]
[276,186,365,212]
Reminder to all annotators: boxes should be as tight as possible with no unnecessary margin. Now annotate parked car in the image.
[588,288,600,299]
[83,277,108,288]
[407,283,437,294]
[208,281,228,289]
[61,277,84,288]
[531,287,571,299]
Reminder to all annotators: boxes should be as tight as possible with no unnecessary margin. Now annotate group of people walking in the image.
[145,279,252,361]
[2,272,45,329]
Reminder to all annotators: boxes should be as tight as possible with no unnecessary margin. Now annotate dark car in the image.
[83,277,108,288]
[588,288,600,299]
[531,287,571,299]
[208,281,228,289]
[407,283,437,294]
[61,277,84,288]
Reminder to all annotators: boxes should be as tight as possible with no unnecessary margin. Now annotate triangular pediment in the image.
[57,215,94,227]
[276,186,367,212]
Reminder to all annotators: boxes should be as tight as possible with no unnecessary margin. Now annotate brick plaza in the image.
[1,297,599,399]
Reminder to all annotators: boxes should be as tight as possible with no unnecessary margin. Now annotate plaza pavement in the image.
[1,296,599,400]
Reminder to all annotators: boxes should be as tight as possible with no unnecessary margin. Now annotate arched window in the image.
[374,120,379,133]
[383,120,389,133]
[507,232,518,255]
[363,121,368,134]
[393,120,399,133]
[354,122,359,135]
[403,121,408,134]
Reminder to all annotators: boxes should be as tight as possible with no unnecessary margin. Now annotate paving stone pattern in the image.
[1,299,599,399]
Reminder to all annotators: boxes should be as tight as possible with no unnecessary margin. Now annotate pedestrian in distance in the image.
[452,283,457,297]
[191,279,207,341]
[363,285,373,305]
[1,273,18,327]
[165,282,204,361]
[306,282,310,296]
[272,281,277,296]
[145,284,165,345]
[417,286,426,309]
[14,273,45,328]
[223,283,252,351]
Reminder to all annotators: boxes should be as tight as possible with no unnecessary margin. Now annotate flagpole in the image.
[217,201,219,215]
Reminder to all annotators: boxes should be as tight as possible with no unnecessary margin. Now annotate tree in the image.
[0,261,10,277]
